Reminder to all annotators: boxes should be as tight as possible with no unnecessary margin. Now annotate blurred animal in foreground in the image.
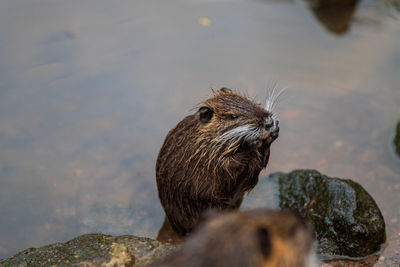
[151,209,316,267]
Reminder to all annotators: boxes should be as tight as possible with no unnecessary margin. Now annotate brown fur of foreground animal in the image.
[150,209,316,267]
[156,88,280,236]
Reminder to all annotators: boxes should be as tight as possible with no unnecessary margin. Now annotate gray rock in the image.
[242,169,386,259]
[0,234,176,267]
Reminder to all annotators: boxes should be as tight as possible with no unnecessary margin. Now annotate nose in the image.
[264,117,274,129]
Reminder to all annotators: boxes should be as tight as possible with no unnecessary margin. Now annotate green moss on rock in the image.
[0,234,176,267]
[272,170,386,258]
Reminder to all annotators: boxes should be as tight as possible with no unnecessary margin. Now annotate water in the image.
[0,0,399,265]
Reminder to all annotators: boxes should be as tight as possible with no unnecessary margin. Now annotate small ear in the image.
[257,226,271,258]
[199,106,213,123]
[220,87,232,93]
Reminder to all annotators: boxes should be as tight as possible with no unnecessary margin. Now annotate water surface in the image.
[0,0,399,265]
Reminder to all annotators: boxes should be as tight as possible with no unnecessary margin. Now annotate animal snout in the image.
[264,117,275,130]
[272,120,280,134]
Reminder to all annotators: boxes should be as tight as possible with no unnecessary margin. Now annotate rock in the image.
[0,234,176,267]
[242,169,386,259]
[395,121,400,156]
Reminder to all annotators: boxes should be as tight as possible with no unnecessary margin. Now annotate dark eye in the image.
[230,114,238,120]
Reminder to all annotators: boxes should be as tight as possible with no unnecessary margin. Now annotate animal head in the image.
[197,88,280,150]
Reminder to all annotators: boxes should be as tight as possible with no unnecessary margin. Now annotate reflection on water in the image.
[307,0,359,34]
[0,0,399,265]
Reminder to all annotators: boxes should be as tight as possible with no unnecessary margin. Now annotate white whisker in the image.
[219,125,254,141]
[271,87,286,112]
[217,125,269,152]
[265,81,278,112]
[265,82,286,113]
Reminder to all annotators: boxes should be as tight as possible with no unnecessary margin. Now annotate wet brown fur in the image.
[156,89,278,236]
[150,209,314,267]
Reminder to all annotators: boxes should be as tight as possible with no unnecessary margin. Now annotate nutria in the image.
[156,88,280,236]
[150,209,316,267]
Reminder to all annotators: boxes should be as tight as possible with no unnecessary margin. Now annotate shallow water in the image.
[0,0,399,265]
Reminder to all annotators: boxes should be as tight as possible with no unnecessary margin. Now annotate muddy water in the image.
[0,0,399,265]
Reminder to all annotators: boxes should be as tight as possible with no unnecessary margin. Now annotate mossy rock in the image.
[0,234,176,267]
[243,169,386,259]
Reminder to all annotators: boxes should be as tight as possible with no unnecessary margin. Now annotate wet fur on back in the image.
[156,89,280,236]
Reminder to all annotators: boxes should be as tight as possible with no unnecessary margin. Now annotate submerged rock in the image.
[242,169,386,259]
[0,234,176,267]
[395,121,400,156]
[306,0,359,35]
